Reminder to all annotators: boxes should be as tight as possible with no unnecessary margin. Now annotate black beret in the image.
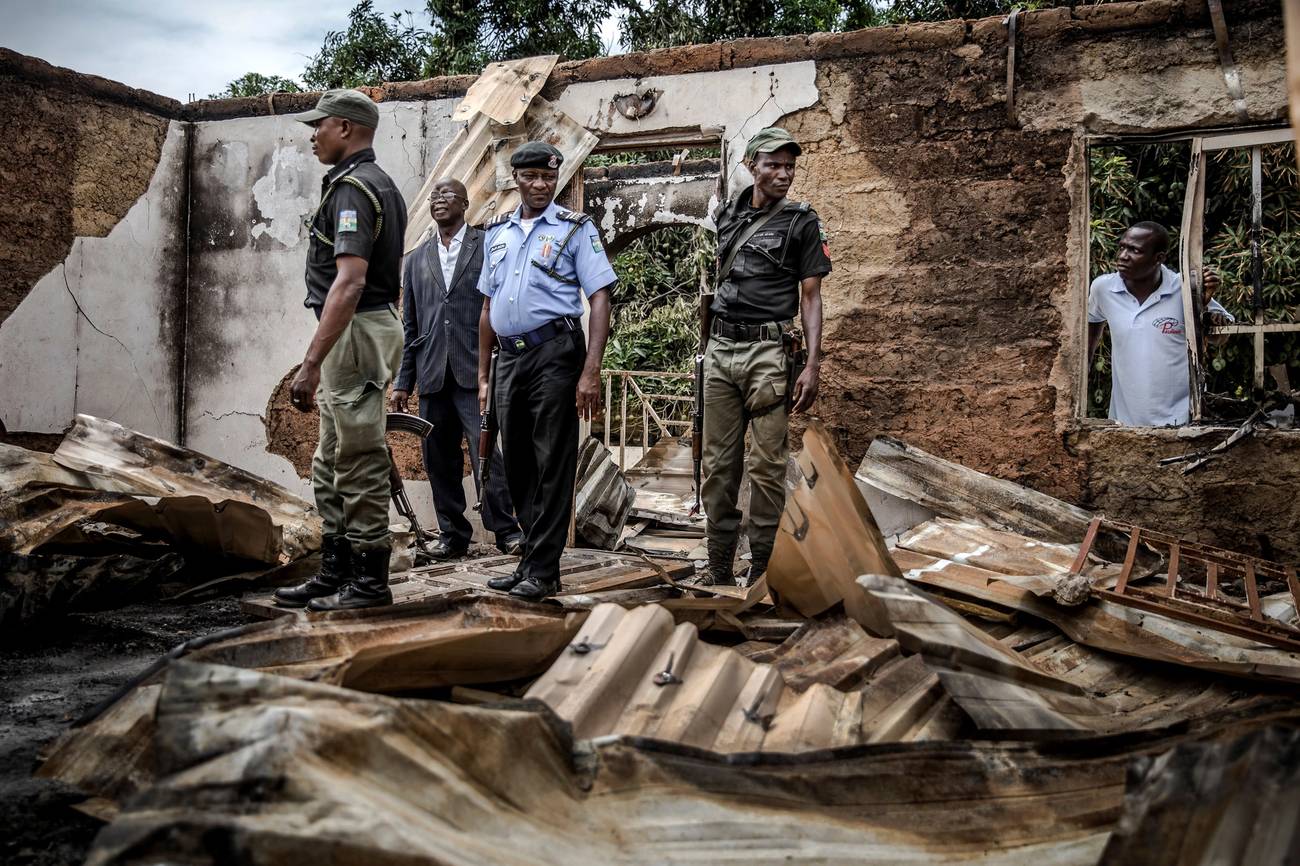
[511,141,564,170]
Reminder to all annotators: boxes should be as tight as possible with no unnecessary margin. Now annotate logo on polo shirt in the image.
[1152,317,1183,336]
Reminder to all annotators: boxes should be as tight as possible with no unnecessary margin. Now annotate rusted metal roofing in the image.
[892,533,1300,684]
[83,660,1300,866]
[525,602,965,751]
[767,420,901,622]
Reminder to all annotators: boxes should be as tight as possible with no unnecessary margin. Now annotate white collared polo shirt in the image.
[1087,264,1232,426]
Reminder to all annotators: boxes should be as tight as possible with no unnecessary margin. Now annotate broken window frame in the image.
[1081,125,1300,424]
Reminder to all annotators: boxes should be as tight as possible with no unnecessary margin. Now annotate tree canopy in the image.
[218,0,1055,97]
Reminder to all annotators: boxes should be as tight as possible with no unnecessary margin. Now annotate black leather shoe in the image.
[274,534,352,607]
[509,575,560,601]
[308,547,393,611]
[427,537,469,560]
[496,533,525,556]
[487,569,526,592]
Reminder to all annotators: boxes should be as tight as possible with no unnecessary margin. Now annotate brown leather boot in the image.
[273,534,351,607]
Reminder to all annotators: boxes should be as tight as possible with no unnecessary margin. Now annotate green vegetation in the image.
[605,226,716,378]
[208,72,301,100]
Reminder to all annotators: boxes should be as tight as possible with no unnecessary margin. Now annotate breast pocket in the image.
[486,247,508,289]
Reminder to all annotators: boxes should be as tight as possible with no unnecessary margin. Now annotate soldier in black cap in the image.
[273,89,409,611]
[476,141,617,600]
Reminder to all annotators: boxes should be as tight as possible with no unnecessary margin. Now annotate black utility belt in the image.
[307,300,395,321]
[711,318,792,343]
[497,316,580,354]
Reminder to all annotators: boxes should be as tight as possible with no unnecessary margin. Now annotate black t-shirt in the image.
[711,187,831,324]
[304,148,407,316]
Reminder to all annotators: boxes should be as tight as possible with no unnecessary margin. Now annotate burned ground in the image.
[0,598,243,866]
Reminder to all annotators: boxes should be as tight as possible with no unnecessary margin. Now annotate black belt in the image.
[710,318,788,342]
[310,300,395,321]
[497,316,580,354]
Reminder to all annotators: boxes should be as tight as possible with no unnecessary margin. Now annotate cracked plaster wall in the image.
[184,102,457,499]
[0,120,186,440]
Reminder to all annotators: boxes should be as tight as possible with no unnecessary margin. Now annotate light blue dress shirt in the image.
[478,201,617,336]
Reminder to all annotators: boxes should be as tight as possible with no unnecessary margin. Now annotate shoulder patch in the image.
[590,235,604,253]
[338,209,358,233]
[555,209,592,225]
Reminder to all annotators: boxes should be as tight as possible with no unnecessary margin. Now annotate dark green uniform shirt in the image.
[304,148,407,318]
[711,185,831,324]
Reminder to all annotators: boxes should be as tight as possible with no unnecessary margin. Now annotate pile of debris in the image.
[29,420,1300,864]
[0,414,321,626]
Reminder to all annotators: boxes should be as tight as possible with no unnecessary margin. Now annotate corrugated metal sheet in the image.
[50,414,321,562]
[525,602,965,751]
[892,537,1300,684]
[767,420,901,625]
[451,55,557,124]
[88,660,1169,866]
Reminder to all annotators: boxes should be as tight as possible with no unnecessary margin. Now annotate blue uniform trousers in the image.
[495,330,585,583]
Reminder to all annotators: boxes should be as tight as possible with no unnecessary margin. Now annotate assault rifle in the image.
[475,347,500,508]
[690,292,713,515]
[385,411,436,562]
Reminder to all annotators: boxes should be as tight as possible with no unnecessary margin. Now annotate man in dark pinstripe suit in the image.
[391,180,522,558]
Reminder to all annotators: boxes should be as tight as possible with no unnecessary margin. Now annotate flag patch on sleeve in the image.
[338,210,358,233]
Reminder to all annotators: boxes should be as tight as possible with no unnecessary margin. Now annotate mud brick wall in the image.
[0,50,186,442]
[770,1,1296,556]
[0,49,176,328]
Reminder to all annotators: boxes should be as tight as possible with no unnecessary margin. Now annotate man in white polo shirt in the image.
[1087,221,1232,426]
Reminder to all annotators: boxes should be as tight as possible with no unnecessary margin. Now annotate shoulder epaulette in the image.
[555,209,592,225]
[788,201,811,213]
[484,213,512,229]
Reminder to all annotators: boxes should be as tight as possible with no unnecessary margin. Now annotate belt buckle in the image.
[513,337,527,351]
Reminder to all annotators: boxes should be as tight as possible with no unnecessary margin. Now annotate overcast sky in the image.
[0,0,619,103]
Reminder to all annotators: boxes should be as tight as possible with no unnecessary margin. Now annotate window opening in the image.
[1084,127,1300,427]
[568,137,723,464]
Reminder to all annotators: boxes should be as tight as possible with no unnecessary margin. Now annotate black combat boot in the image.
[307,546,393,611]
[273,534,352,607]
[744,544,772,587]
[703,537,738,586]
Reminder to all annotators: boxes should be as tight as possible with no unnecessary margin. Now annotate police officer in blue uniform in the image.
[477,141,616,600]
